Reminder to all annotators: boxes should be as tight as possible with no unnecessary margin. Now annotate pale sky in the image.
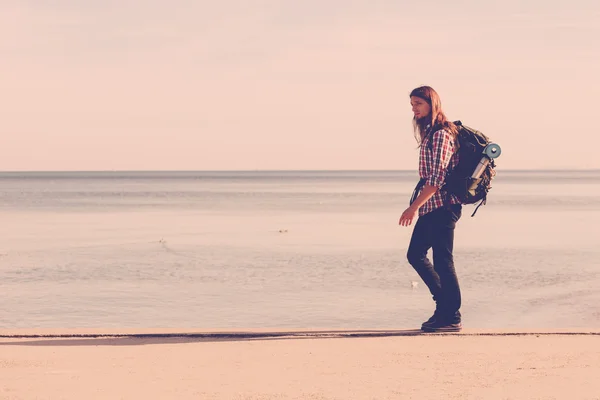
[2,0,599,171]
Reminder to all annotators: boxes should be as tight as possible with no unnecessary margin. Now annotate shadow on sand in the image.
[1,329,598,347]
[0,329,428,346]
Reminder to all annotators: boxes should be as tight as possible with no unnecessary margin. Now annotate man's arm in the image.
[409,184,438,210]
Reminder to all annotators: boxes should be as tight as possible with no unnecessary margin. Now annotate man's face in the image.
[410,96,431,120]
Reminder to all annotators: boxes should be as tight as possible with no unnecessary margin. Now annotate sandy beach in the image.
[1,329,599,400]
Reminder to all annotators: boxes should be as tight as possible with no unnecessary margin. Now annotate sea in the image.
[1,170,599,330]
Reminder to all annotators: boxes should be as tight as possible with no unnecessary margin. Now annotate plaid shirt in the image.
[417,127,460,216]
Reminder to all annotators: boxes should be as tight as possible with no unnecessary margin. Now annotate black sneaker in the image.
[421,318,462,332]
[420,312,439,330]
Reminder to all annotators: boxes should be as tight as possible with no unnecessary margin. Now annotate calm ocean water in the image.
[1,170,599,330]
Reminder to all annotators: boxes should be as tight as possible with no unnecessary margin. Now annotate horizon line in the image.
[0,168,599,174]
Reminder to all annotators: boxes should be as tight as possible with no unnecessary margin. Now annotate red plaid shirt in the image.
[417,127,460,216]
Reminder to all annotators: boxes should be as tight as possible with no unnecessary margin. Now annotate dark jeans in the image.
[407,204,462,322]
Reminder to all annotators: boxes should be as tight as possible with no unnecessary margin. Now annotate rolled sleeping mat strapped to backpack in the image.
[468,143,502,195]
[484,143,502,159]
[471,143,502,179]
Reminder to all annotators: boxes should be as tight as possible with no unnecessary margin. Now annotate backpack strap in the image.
[424,124,442,151]
[410,178,426,206]
[471,196,487,217]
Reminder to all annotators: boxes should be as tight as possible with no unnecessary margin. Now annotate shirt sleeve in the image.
[424,129,455,189]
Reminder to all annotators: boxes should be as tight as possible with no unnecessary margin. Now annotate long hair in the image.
[410,86,458,146]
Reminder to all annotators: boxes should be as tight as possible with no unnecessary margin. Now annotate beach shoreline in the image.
[2,327,600,338]
[2,329,599,399]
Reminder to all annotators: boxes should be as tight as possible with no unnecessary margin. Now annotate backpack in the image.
[412,121,499,217]
[441,120,498,216]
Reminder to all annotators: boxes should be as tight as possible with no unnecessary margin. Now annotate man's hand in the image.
[400,184,437,226]
[399,206,418,227]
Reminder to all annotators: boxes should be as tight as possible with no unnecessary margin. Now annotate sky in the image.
[1,0,599,171]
